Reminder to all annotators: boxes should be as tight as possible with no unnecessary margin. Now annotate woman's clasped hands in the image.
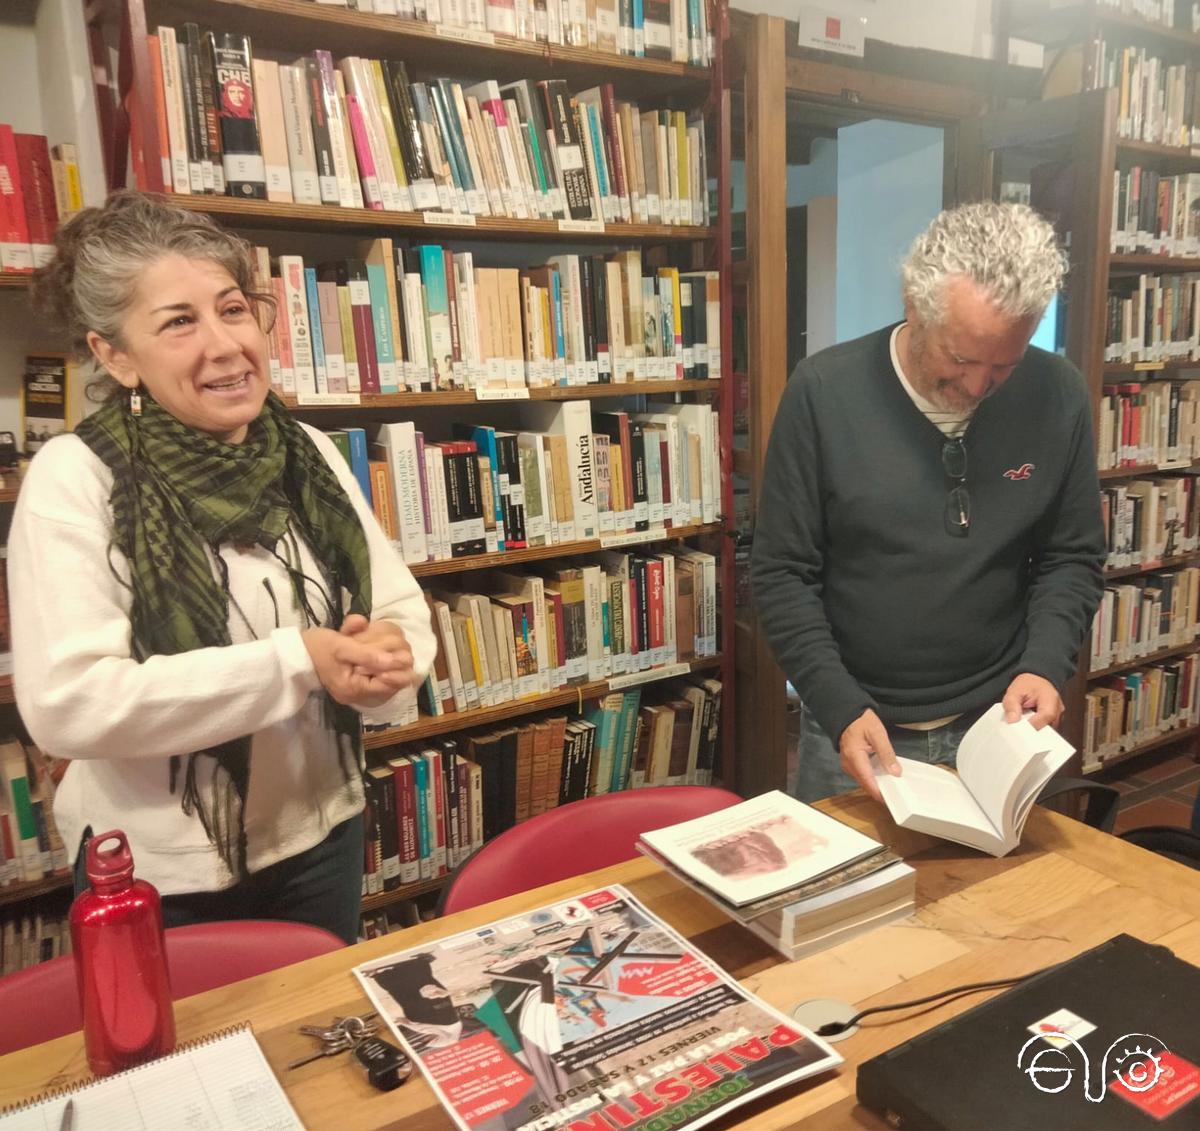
[303,614,417,708]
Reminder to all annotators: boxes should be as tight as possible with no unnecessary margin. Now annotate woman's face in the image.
[89,254,270,444]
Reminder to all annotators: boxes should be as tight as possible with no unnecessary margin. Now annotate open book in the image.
[871,703,1074,856]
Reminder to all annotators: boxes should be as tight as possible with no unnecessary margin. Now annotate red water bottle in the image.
[70,830,176,1075]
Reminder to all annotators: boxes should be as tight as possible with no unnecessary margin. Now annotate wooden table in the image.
[3,793,1199,1128]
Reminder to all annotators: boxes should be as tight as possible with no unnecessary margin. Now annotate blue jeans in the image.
[73,813,365,945]
[795,709,985,803]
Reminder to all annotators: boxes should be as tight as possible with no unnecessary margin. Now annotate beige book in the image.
[605,259,630,380]
[465,97,506,215]
[498,267,525,388]
[252,59,293,202]
[156,27,191,194]
[332,70,365,208]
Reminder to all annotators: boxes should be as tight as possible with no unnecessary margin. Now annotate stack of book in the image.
[253,242,722,400]
[0,905,71,975]
[0,740,70,889]
[0,125,82,274]
[637,790,916,960]
[298,0,716,65]
[360,676,722,894]
[143,25,710,222]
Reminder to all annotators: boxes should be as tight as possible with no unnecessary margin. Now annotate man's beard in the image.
[907,328,988,413]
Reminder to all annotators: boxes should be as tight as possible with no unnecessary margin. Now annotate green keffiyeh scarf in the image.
[74,390,373,880]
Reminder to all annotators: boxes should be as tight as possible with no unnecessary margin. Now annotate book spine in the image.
[206,32,266,199]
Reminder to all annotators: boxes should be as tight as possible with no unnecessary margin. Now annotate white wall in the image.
[835,118,943,341]
[734,0,1042,67]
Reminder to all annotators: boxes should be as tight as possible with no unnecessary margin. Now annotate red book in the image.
[0,125,32,273]
[390,755,420,886]
[646,557,664,654]
[425,748,447,877]
[14,134,58,268]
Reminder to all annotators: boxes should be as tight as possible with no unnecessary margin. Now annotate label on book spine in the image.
[600,527,670,549]
[296,392,362,407]
[558,218,605,233]
[422,211,478,227]
[475,387,530,400]
[608,661,690,690]
[435,25,496,44]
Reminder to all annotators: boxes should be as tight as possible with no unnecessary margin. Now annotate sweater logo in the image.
[1003,463,1035,481]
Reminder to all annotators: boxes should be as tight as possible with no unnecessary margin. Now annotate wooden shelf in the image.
[140,0,712,99]
[0,874,71,909]
[0,681,13,705]
[172,195,712,244]
[1012,3,1200,51]
[360,874,447,914]
[1102,361,1200,375]
[1088,640,1200,681]
[1116,137,1200,170]
[287,380,719,411]
[1099,460,1200,480]
[364,654,723,748]
[409,521,721,578]
[1086,722,1200,775]
[1104,551,1200,580]
[1110,252,1200,271]
[0,273,30,291]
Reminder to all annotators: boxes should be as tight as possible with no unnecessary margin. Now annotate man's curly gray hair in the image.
[900,202,1067,327]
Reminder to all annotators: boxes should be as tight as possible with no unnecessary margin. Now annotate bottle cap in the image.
[86,830,135,889]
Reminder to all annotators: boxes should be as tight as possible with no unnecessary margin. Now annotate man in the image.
[751,202,1105,803]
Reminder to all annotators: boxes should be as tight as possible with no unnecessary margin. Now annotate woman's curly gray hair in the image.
[900,202,1067,327]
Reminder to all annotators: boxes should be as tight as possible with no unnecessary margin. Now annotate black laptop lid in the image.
[857,934,1200,1130]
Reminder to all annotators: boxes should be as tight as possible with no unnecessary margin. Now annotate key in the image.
[352,1036,413,1092]
[288,1037,351,1070]
[298,1025,346,1041]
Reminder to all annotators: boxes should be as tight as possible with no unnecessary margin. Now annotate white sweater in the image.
[8,424,436,895]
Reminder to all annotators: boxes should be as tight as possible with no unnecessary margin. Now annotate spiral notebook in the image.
[0,1022,305,1130]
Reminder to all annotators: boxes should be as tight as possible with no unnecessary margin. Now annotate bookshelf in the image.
[980,5,1200,775]
[65,0,738,929]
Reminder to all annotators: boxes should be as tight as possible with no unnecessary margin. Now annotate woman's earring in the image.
[129,387,143,417]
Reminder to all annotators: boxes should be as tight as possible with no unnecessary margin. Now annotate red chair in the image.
[438,784,742,916]
[0,919,344,1056]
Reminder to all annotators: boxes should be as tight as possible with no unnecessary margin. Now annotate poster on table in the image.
[353,885,840,1131]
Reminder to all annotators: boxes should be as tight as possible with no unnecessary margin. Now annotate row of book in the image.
[253,242,722,399]
[1057,39,1200,147]
[1082,653,1200,769]
[1090,566,1200,670]
[299,0,716,64]
[146,26,709,226]
[343,401,720,560]
[1100,474,1200,569]
[415,545,718,720]
[1,908,70,977]
[0,126,83,274]
[1109,168,1200,258]
[1097,380,1200,469]
[1103,276,1200,368]
[361,675,721,894]
[0,741,69,889]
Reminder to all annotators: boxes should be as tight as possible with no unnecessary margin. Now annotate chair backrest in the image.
[1118,826,1200,871]
[0,919,343,1056]
[439,784,742,916]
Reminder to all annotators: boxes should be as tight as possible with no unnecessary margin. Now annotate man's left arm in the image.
[1011,391,1105,725]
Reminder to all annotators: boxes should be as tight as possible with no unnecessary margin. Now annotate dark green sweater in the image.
[750,324,1105,744]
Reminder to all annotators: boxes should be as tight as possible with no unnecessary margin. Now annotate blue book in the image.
[549,267,567,385]
[345,426,372,504]
[430,80,472,195]
[303,268,328,394]
[364,263,399,393]
[632,0,645,56]
[408,753,432,879]
[585,103,610,201]
[611,689,642,792]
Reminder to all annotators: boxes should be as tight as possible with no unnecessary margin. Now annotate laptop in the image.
[857,934,1200,1129]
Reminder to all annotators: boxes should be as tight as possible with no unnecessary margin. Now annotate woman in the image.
[9,191,436,944]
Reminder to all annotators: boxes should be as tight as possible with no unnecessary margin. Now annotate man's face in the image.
[904,277,1039,413]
